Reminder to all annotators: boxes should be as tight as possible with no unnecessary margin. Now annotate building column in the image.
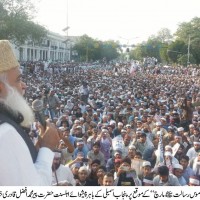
[24,47,27,61]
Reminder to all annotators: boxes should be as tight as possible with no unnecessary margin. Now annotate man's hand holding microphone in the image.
[32,99,60,151]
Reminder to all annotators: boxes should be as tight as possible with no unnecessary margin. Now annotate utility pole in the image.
[62,0,70,61]
[187,35,191,66]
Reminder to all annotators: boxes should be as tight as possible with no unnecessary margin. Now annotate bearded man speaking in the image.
[0,40,60,185]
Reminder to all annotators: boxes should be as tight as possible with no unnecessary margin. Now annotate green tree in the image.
[129,43,146,60]
[159,43,169,63]
[175,17,200,64]
[167,40,187,63]
[0,0,47,46]
[101,40,120,61]
[73,35,120,61]
[177,54,196,66]
[73,35,96,61]
[144,38,163,61]
[157,28,173,43]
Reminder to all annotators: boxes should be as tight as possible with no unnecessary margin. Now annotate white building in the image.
[12,31,74,62]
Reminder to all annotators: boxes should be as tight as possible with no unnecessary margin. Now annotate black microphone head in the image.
[32,99,44,112]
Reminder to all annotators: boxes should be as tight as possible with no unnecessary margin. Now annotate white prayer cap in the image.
[76,125,82,129]
[165,145,172,150]
[128,145,136,150]
[79,117,84,121]
[173,164,183,170]
[136,130,142,134]
[189,124,194,128]
[101,129,108,133]
[110,120,116,125]
[142,161,151,167]
[156,122,162,126]
[74,120,80,124]
[177,127,184,132]
[118,122,123,126]
[59,126,65,131]
[164,152,172,157]
[54,152,62,158]
[78,166,88,173]
[121,129,127,133]
[160,117,166,121]
[76,140,84,145]
[193,141,200,145]
[126,124,131,127]
[0,40,20,73]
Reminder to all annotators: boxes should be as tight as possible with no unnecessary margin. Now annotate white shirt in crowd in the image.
[52,164,75,186]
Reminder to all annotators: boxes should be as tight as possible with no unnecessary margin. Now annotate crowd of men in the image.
[20,59,200,186]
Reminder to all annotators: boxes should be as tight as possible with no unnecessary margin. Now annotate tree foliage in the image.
[175,17,200,64]
[167,40,187,63]
[73,35,120,61]
[177,54,196,66]
[157,28,173,43]
[0,0,47,46]
[130,19,200,65]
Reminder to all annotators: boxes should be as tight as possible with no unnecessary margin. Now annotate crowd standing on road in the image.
[23,60,200,186]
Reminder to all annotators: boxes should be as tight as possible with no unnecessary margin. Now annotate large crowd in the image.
[23,61,200,186]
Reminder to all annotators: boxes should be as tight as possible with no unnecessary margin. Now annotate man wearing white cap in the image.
[112,122,123,137]
[189,128,200,144]
[0,40,60,185]
[163,151,175,174]
[106,150,122,172]
[165,145,179,164]
[73,140,89,159]
[140,161,153,182]
[152,121,168,136]
[186,139,200,160]
[177,127,184,135]
[173,164,187,186]
[52,151,75,186]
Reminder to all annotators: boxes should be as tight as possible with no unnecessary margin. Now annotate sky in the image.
[35,0,200,44]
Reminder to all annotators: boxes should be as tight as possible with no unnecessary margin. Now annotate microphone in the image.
[32,99,46,129]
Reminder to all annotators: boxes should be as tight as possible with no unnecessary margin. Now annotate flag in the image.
[157,131,164,165]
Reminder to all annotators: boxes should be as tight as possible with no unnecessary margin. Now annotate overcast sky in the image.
[35,0,200,44]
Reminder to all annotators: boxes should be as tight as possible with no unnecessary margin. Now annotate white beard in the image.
[0,84,35,128]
